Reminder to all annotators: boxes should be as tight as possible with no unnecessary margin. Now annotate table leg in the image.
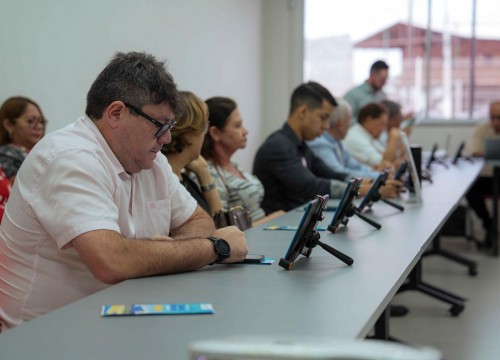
[372,307,390,340]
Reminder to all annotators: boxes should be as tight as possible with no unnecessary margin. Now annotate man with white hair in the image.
[308,98,382,179]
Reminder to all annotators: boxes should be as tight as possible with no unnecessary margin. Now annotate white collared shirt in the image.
[343,123,385,166]
[0,116,196,329]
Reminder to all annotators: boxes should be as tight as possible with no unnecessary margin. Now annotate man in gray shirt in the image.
[344,60,389,123]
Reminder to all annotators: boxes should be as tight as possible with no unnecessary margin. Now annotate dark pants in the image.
[465,176,496,229]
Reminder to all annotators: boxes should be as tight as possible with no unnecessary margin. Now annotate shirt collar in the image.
[81,116,128,176]
[354,122,376,140]
[362,81,377,95]
[322,131,338,145]
[281,122,303,148]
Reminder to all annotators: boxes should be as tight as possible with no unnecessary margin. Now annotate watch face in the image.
[217,239,231,257]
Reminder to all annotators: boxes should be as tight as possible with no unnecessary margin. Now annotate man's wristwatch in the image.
[207,236,231,263]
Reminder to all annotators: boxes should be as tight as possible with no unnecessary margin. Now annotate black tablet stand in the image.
[328,178,382,232]
[426,156,449,170]
[426,145,449,170]
[452,142,473,165]
[279,195,354,270]
[354,208,383,230]
[359,178,405,215]
[373,193,405,212]
[327,202,382,230]
[306,222,354,266]
[453,154,474,165]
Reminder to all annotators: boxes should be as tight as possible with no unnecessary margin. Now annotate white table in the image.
[0,161,484,359]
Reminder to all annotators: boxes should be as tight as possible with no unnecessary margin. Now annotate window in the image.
[304,0,500,120]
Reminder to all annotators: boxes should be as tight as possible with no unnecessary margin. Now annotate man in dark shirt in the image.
[253,82,351,214]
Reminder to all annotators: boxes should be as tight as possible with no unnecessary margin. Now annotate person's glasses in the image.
[123,102,176,138]
[22,116,47,128]
[490,115,500,121]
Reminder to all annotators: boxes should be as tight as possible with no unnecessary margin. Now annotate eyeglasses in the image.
[123,102,176,138]
[491,115,500,121]
[24,116,47,128]
[13,115,46,128]
[204,121,210,135]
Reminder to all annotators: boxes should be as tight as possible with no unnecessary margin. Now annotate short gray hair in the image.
[380,100,401,119]
[330,98,352,127]
[85,51,180,120]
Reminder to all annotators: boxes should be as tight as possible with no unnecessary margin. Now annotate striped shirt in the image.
[206,161,266,222]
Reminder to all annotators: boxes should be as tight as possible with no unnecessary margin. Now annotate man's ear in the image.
[104,101,126,130]
[297,104,309,120]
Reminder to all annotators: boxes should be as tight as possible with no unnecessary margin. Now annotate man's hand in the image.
[373,160,394,172]
[388,127,402,141]
[358,178,373,196]
[211,226,248,263]
[380,179,404,198]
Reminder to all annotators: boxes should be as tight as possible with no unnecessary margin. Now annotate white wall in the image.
[0,0,479,173]
[1,0,305,171]
[411,122,478,154]
[261,0,304,141]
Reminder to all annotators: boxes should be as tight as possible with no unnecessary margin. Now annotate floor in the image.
[390,233,500,360]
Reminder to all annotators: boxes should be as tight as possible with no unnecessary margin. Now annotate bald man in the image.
[465,100,500,248]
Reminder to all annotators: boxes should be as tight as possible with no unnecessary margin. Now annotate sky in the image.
[305,0,500,42]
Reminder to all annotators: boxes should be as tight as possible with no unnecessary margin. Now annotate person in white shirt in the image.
[0,51,248,330]
[307,98,403,198]
[308,98,381,179]
[343,102,403,168]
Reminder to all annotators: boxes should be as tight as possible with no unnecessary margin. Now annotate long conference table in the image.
[0,159,484,359]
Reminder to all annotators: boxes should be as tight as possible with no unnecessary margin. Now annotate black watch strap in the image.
[207,236,231,263]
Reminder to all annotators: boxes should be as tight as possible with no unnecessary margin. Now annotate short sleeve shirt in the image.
[466,122,500,176]
[343,123,385,166]
[0,116,196,328]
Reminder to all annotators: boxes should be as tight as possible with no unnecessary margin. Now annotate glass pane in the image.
[304,0,500,120]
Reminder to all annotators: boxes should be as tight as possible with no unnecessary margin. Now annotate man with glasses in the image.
[0,52,248,330]
[465,100,500,248]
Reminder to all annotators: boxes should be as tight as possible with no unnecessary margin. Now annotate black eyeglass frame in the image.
[123,101,176,138]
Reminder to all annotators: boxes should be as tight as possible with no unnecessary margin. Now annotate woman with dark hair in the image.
[0,96,46,222]
[0,96,47,184]
[162,91,223,216]
[202,97,281,224]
